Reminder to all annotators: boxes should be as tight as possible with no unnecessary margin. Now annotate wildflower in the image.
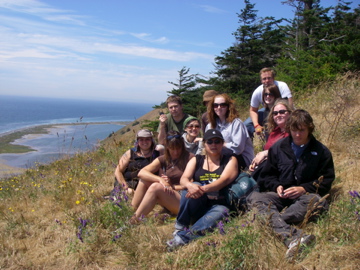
[217,221,226,235]
[76,200,81,205]
[55,219,62,225]
[349,190,360,199]
[112,234,122,242]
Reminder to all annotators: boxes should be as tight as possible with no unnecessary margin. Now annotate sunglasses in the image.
[273,110,289,116]
[264,93,274,97]
[167,134,181,140]
[187,125,200,129]
[205,139,222,145]
[213,103,228,108]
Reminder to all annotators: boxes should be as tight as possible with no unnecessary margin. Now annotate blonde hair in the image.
[266,99,292,133]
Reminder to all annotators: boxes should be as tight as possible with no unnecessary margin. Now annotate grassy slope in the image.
[0,73,359,269]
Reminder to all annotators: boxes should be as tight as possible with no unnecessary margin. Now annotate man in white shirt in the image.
[245,68,294,137]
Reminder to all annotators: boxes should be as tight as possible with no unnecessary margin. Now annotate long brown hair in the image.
[207,93,239,128]
[262,84,281,109]
[266,99,292,133]
[164,130,189,171]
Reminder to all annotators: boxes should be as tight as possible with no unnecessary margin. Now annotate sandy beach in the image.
[0,122,127,179]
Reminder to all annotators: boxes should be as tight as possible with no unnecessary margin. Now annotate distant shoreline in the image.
[0,121,130,155]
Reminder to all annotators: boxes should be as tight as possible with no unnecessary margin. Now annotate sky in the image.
[1,0,358,104]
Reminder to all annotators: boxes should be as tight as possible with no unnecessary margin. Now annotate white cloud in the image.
[197,5,227,14]
[131,33,169,44]
[0,0,87,25]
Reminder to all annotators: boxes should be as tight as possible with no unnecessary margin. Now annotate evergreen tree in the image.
[213,0,285,96]
[167,66,204,117]
[278,0,360,92]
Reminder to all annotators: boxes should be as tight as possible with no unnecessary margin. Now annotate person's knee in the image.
[147,182,163,194]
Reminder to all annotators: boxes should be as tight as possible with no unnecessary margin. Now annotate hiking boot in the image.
[285,234,316,260]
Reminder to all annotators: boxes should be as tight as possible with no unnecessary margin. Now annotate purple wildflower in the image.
[349,190,360,199]
[206,241,217,248]
[55,219,62,225]
[217,221,226,235]
[112,234,122,242]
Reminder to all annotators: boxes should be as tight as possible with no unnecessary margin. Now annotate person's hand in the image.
[249,151,267,171]
[160,174,175,194]
[254,124,264,135]
[278,186,306,199]
[185,182,204,199]
[159,113,168,125]
[277,185,285,197]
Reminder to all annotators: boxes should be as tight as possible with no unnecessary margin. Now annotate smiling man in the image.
[157,95,192,145]
[245,68,294,137]
[246,109,335,260]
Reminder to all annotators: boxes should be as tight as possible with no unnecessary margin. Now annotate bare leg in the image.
[131,179,151,209]
[134,182,181,218]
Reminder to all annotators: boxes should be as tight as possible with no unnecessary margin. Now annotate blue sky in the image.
[0,0,357,104]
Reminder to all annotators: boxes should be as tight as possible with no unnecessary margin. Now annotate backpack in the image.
[221,172,258,211]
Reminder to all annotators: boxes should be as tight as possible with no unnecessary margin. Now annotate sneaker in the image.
[166,235,185,251]
[285,234,316,260]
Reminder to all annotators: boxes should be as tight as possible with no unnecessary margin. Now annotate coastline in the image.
[0,121,130,178]
[0,121,130,153]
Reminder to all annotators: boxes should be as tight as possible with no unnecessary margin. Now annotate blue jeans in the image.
[175,184,230,244]
[244,107,268,138]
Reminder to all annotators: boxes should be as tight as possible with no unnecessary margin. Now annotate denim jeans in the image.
[243,107,268,139]
[175,184,230,244]
[246,191,327,246]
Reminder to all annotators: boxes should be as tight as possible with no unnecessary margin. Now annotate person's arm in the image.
[114,149,131,189]
[157,113,168,145]
[223,119,248,155]
[288,97,294,110]
[180,157,205,198]
[249,150,268,171]
[249,106,263,134]
[201,156,238,193]
[137,157,168,186]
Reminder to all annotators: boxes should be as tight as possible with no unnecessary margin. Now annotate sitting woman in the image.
[259,84,281,138]
[113,129,161,195]
[130,131,194,223]
[182,117,203,155]
[249,99,292,179]
[166,129,238,249]
[206,93,254,170]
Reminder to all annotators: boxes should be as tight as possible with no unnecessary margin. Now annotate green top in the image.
[157,113,191,134]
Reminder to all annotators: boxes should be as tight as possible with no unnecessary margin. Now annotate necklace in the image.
[139,149,152,157]
[170,159,178,169]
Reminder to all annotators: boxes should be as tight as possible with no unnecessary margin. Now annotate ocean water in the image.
[0,95,154,169]
[0,95,153,135]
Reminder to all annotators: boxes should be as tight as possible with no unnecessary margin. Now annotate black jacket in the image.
[258,135,335,197]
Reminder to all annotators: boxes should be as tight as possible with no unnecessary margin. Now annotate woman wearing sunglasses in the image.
[250,99,292,178]
[130,131,194,224]
[260,84,281,132]
[166,129,238,249]
[206,93,254,170]
[182,117,203,155]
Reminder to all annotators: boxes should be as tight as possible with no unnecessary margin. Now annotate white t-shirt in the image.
[250,80,292,108]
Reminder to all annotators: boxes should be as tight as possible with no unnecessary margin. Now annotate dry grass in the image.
[0,72,359,269]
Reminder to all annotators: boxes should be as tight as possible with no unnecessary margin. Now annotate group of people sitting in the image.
[111,67,335,260]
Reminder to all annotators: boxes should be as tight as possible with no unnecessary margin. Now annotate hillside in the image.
[0,73,359,269]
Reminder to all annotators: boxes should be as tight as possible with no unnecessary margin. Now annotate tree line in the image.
[163,0,360,118]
